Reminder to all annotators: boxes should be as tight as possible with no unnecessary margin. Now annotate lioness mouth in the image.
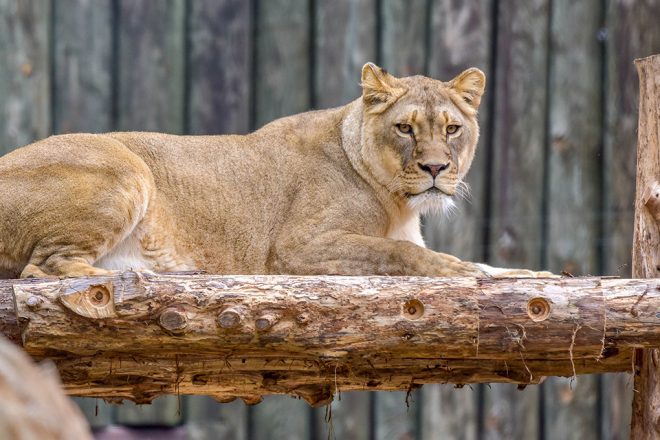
[409,187,450,197]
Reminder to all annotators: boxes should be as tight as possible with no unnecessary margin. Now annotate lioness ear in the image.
[360,62,407,113]
[449,68,486,109]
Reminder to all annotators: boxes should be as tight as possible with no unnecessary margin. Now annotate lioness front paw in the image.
[437,259,488,277]
[475,264,559,278]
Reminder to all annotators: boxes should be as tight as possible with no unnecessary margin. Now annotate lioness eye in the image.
[396,124,413,135]
[446,124,460,134]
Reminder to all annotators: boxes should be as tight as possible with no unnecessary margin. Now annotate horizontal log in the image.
[2,273,659,406]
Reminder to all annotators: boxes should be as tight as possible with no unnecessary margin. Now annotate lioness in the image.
[0,63,548,279]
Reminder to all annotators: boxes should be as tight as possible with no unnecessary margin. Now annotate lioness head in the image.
[359,62,485,215]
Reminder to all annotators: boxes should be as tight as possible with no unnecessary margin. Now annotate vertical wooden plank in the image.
[115,397,183,427]
[377,2,428,437]
[313,2,375,437]
[380,0,427,76]
[545,0,602,275]
[52,0,112,134]
[602,2,660,438]
[422,2,493,438]
[603,0,660,278]
[542,2,603,439]
[188,0,252,135]
[71,398,114,429]
[600,374,632,440]
[114,0,186,426]
[488,0,549,271]
[253,0,310,128]
[421,385,478,440]
[543,377,599,440]
[185,397,247,440]
[116,0,185,133]
[483,386,538,440]
[250,0,312,437]
[373,390,419,440]
[186,1,252,436]
[485,1,550,438]
[314,0,376,108]
[314,391,370,440]
[251,396,310,440]
[0,0,51,153]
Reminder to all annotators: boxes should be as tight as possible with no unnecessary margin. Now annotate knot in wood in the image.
[255,314,277,331]
[527,297,551,322]
[26,296,42,310]
[217,309,242,329]
[296,313,310,325]
[159,309,188,333]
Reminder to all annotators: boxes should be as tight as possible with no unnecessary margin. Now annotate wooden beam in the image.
[630,53,660,440]
[1,273,658,406]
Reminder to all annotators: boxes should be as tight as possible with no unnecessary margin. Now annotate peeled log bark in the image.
[1,273,658,406]
[631,54,660,439]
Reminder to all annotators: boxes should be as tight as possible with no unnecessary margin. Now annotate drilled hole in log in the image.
[88,286,110,308]
[402,299,425,320]
[527,297,551,322]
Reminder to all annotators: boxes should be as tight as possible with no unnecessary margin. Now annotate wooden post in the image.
[630,54,660,439]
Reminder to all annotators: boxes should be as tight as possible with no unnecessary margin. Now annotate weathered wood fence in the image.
[1,0,660,439]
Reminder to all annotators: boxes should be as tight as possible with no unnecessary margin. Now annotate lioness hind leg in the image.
[20,254,115,279]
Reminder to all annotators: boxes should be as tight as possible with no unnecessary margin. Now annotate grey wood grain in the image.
[116,0,185,133]
[314,392,370,440]
[420,385,478,440]
[314,0,377,108]
[185,396,247,440]
[250,395,310,440]
[52,0,112,134]
[0,0,51,154]
[543,377,599,440]
[187,0,252,136]
[253,0,310,128]
[483,385,538,440]
[488,0,550,271]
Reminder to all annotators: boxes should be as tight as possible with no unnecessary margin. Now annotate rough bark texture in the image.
[630,54,660,440]
[0,335,92,439]
[0,273,658,407]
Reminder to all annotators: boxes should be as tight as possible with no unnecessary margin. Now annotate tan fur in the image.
[0,63,548,278]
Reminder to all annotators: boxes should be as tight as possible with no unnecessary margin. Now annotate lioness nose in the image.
[419,162,450,178]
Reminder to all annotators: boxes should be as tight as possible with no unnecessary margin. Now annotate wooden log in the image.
[1,273,658,407]
[630,54,660,440]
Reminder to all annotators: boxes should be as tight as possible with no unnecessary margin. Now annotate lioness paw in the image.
[475,264,559,278]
